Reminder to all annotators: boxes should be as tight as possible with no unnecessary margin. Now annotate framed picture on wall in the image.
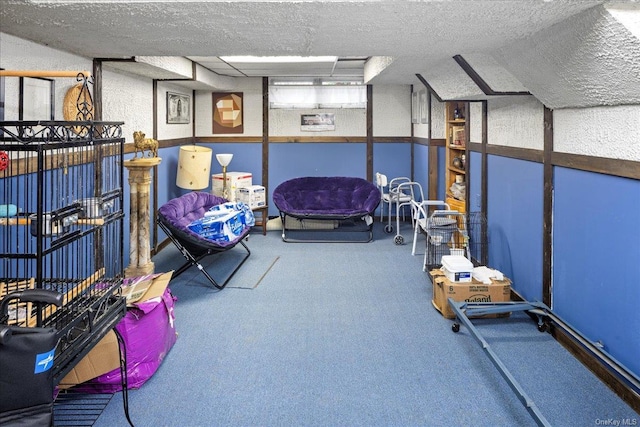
[411,91,419,124]
[20,77,54,121]
[419,90,428,124]
[166,92,190,124]
[212,92,243,134]
[301,113,335,131]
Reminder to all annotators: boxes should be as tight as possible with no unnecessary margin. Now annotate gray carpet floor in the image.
[91,222,638,427]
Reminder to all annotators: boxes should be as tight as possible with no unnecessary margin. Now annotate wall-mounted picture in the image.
[419,90,428,124]
[213,92,243,134]
[166,92,190,124]
[301,113,335,131]
[411,91,419,124]
[20,77,54,121]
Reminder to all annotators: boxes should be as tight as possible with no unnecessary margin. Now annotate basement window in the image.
[268,84,366,109]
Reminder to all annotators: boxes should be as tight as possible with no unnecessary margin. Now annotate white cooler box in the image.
[212,172,252,202]
[236,185,266,208]
[441,255,473,282]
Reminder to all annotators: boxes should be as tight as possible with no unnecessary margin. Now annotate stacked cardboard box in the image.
[236,185,266,208]
[212,172,252,202]
[429,268,511,319]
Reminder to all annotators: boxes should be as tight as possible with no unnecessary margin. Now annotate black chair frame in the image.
[158,216,251,290]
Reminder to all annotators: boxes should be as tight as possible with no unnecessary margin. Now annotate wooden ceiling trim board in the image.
[415,74,443,103]
[453,55,531,96]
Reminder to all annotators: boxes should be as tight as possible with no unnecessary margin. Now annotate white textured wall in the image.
[157,82,193,140]
[469,102,484,144]
[1,33,93,120]
[195,77,263,137]
[418,58,485,101]
[411,83,429,139]
[136,56,192,78]
[463,53,529,93]
[270,108,366,137]
[487,96,544,150]
[554,105,640,161]
[1,33,154,141]
[431,98,445,140]
[373,85,411,137]
[102,69,153,142]
[268,84,409,137]
[493,5,640,109]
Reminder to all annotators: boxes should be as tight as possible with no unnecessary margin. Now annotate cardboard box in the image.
[121,270,173,307]
[429,269,511,319]
[58,330,120,389]
[236,185,266,208]
[212,172,252,202]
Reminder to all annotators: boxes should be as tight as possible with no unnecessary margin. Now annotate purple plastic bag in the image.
[78,288,177,392]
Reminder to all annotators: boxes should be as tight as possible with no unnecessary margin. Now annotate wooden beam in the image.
[480,100,488,265]
[543,106,553,307]
[485,145,544,163]
[366,84,373,182]
[552,152,640,180]
[415,74,443,103]
[453,55,531,96]
[262,77,269,194]
[0,70,91,78]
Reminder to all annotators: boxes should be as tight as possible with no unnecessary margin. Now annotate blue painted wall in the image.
[468,151,482,212]
[552,167,640,377]
[413,144,429,192]
[486,155,543,302]
[374,142,413,219]
[374,142,412,185]
[437,146,446,200]
[205,143,264,186]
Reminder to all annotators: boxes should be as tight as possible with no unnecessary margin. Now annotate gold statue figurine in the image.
[132,131,159,159]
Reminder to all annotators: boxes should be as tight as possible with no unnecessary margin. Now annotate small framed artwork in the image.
[20,77,54,121]
[301,113,335,131]
[419,90,428,124]
[213,92,243,134]
[166,92,190,124]
[411,91,419,124]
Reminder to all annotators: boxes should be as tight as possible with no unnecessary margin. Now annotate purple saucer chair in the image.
[157,192,251,290]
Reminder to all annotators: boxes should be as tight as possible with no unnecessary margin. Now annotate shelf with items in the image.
[445,102,467,213]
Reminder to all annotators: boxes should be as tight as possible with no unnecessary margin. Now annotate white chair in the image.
[410,200,450,256]
[375,173,412,231]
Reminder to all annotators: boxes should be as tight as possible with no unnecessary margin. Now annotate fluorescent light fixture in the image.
[270,77,363,86]
[271,80,316,86]
[221,56,338,64]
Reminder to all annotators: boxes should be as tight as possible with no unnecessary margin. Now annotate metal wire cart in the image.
[0,73,130,425]
[418,209,488,271]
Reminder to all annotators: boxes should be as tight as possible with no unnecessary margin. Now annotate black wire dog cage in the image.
[422,210,488,271]
[0,73,128,424]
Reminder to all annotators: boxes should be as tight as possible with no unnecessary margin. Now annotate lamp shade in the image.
[176,145,212,190]
[216,153,233,167]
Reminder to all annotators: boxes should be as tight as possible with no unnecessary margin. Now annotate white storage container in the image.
[236,185,266,208]
[441,255,473,282]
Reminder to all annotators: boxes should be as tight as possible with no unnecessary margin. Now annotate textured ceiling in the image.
[1,0,639,107]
